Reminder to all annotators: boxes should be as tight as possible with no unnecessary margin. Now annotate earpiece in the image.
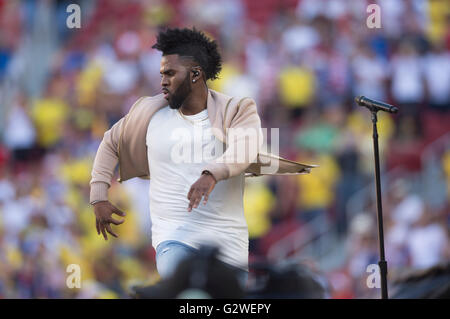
[192,67,201,83]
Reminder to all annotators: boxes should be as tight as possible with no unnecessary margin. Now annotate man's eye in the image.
[161,72,174,78]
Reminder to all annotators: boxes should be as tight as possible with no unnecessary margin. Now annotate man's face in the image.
[160,54,192,109]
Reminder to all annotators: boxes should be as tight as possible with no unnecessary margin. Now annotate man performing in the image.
[89,27,314,286]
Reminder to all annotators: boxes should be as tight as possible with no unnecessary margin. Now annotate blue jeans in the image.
[155,240,248,289]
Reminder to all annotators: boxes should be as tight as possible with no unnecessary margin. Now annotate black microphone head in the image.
[355,96,365,105]
[355,95,399,114]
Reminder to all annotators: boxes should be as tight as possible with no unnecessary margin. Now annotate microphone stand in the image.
[370,110,389,299]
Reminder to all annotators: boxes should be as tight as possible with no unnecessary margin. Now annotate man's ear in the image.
[191,66,202,82]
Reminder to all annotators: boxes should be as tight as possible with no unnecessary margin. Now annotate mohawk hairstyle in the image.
[152,27,222,81]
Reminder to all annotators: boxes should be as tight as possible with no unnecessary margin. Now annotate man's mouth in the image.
[162,89,169,100]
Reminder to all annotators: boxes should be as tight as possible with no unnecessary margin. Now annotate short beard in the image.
[168,73,192,109]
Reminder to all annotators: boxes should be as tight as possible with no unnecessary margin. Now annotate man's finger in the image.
[113,207,126,217]
[193,192,204,209]
[109,218,125,226]
[96,219,100,235]
[188,189,201,211]
[188,195,196,212]
[187,186,194,200]
[105,224,118,238]
[194,196,203,208]
[203,192,209,205]
[100,224,108,241]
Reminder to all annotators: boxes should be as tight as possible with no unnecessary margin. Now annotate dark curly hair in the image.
[152,27,222,81]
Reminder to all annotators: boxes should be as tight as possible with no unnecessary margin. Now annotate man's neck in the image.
[179,85,208,115]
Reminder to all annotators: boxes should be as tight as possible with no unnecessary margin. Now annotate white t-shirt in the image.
[146,106,249,270]
[423,52,450,104]
[390,55,424,103]
[407,224,448,270]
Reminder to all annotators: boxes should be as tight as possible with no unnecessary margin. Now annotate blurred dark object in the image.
[246,260,328,299]
[391,262,450,299]
[131,246,245,299]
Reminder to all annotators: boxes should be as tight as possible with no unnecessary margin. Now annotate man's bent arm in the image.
[203,98,263,182]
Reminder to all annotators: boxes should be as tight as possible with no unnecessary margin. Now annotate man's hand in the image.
[93,201,126,240]
[187,173,217,212]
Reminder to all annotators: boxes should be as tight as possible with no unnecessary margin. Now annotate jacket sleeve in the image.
[89,116,125,204]
[89,97,146,204]
[202,98,263,182]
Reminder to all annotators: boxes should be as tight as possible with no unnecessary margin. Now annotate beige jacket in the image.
[89,89,316,204]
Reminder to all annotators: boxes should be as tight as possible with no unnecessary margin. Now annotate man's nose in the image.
[161,77,169,87]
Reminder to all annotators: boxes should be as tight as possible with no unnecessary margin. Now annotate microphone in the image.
[355,96,398,114]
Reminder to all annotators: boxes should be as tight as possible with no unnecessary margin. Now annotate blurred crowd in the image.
[0,0,449,298]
